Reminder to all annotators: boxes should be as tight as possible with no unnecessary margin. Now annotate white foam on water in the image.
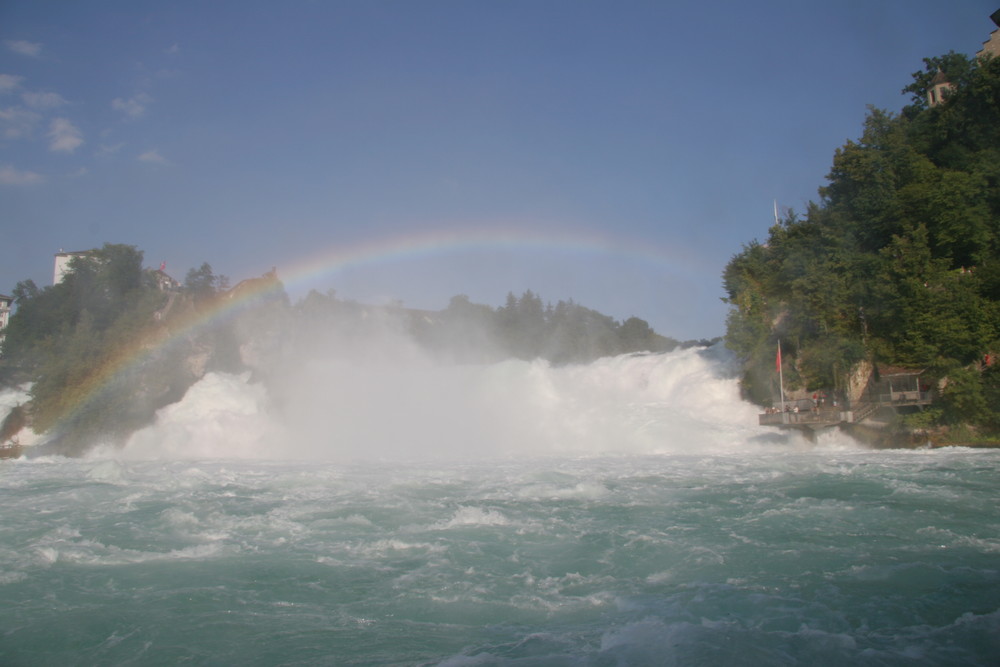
[437,506,511,528]
[121,372,285,460]
[0,383,42,448]
[29,524,228,568]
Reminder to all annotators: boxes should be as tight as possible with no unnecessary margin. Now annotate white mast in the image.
[778,340,786,414]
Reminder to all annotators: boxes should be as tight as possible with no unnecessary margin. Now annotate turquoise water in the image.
[2,350,999,664]
[3,451,999,665]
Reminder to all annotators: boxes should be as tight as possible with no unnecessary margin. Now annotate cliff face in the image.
[846,360,873,405]
[839,420,929,449]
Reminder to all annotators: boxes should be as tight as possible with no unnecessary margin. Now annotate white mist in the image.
[115,343,837,461]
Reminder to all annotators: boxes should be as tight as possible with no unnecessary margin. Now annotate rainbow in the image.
[274,225,700,296]
[43,226,700,446]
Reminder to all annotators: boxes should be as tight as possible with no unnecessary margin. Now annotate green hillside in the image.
[723,52,1000,438]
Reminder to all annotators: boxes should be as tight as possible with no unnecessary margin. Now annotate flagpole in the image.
[778,341,786,415]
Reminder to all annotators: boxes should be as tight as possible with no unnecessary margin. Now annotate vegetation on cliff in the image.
[723,52,1000,436]
[0,246,280,454]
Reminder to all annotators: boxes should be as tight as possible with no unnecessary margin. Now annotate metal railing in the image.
[758,392,928,428]
[759,408,846,426]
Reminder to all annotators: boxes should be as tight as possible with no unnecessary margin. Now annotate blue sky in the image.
[1,1,996,340]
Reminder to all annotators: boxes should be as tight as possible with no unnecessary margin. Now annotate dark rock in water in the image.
[0,404,27,442]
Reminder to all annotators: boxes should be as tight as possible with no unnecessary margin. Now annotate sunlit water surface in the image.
[2,349,999,665]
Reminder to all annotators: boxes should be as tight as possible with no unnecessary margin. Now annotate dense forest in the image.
[0,246,696,454]
[723,51,1000,438]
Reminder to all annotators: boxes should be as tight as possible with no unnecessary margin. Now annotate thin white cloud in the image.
[96,141,125,157]
[0,164,44,185]
[6,40,42,58]
[0,74,24,93]
[165,43,180,55]
[22,90,67,109]
[0,105,41,139]
[48,117,83,152]
[112,92,152,119]
[138,149,168,164]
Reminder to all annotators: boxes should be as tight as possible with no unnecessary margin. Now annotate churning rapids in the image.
[2,347,999,665]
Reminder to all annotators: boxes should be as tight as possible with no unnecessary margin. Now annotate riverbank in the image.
[841,420,1000,449]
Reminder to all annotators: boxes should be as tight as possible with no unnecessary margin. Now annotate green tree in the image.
[184,262,224,300]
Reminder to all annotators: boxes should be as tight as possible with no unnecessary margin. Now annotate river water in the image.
[2,348,999,665]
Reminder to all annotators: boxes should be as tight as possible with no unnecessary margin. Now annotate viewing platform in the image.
[759,391,933,429]
[760,364,933,431]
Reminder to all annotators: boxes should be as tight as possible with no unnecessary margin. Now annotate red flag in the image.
[776,343,782,373]
[160,261,166,271]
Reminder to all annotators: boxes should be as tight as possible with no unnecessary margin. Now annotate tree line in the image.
[291,287,710,365]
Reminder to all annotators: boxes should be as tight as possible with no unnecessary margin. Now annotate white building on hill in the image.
[53,250,93,285]
[0,293,12,352]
